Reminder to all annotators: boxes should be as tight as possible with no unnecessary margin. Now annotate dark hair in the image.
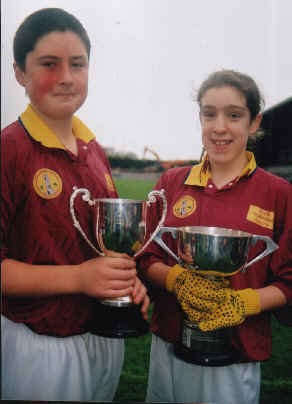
[197,69,264,121]
[13,8,91,71]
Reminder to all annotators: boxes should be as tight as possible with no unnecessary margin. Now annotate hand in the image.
[131,277,150,320]
[165,264,229,321]
[198,288,261,331]
[78,256,136,300]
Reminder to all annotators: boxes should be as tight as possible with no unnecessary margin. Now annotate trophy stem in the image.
[102,295,132,307]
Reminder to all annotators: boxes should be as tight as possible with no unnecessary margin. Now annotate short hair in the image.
[13,8,91,71]
[197,69,264,121]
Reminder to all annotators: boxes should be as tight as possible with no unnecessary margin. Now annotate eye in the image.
[201,111,215,120]
[72,62,85,68]
[229,112,241,119]
[41,62,56,68]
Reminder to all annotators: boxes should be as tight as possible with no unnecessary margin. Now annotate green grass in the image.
[113,177,292,403]
[114,177,156,201]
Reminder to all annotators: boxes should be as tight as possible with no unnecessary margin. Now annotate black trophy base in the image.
[90,302,149,338]
[173,342,236,367]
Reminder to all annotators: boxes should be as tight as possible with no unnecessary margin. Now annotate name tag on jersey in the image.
[247,204,274,230]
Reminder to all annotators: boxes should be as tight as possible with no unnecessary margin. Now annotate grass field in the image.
[113,178,292,403]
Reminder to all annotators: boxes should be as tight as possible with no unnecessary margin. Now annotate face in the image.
[199,86,261,170]
[14,31,89,121]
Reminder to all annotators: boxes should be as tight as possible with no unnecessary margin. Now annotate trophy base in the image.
[89,302,149,338]
[173,320,236,367]
[173,342,235,367]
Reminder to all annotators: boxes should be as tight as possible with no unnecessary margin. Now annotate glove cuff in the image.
[238,288,261,316]
[165,264,186,292]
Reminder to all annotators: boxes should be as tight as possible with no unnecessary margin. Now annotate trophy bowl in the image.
[155,225,278,275]
[95,197,146,260]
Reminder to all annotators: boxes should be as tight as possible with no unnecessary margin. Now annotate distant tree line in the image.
[108,155,162,171]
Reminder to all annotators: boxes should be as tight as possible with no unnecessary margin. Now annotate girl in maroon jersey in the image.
[1,8,149,401]
[139,69,292,404]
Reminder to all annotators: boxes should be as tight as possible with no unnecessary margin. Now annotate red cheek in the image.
[34,71,59,101]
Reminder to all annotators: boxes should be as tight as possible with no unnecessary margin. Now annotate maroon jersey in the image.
[139,153,292,361]
[1,104,118,336]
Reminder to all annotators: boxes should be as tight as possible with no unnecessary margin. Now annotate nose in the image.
[213,115,227,134]
[58,63,73,85]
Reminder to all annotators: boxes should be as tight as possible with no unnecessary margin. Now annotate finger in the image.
[140,295,150,320]
[198,319,225,332]
[108,278,136,290]
[106,268,137,281]
[108,257,136,270]
[102,286,134,299]
[132,282,147,305]
[186,292,225,307]
[180,301,205,322]
[105,250,134,260]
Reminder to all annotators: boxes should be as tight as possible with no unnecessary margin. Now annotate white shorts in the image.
[1,315,125,401]
[146,334,261,404]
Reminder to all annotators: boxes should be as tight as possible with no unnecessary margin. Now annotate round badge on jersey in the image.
[173,195,196,218]
[33,168,62,199]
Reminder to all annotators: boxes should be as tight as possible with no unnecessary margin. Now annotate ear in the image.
[13,62,26,87]
[250,113,262,135]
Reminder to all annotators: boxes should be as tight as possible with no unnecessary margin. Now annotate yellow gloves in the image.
[198,288,261,331]
[165,264,261,330]
[166,264,230,322]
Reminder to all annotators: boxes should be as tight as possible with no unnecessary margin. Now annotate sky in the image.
[1,0,292,160]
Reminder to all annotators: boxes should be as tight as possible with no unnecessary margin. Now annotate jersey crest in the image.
[33,168,62,199]
[247,204,274,230]
[173,195,196,218]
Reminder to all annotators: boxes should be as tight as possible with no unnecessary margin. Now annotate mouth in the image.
[212,139,232,145]
[54,93,75,97]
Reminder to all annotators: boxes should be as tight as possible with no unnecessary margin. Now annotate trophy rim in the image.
[176,226,251,239]
[95,197,144,204]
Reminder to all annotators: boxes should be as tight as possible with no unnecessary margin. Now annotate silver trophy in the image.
[69,187,167,337]
[154,225,278,365]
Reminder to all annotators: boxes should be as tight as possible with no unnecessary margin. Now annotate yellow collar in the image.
[184,151,257,187]
[20,104,95,149]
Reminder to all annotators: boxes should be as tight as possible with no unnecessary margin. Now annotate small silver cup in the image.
[70,187,167,307]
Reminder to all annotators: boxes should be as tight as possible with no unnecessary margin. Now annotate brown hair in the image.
[14,8,91,71]
[197,69,264,121]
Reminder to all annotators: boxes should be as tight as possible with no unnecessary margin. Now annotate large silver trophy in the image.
[154,226,278,365]
[70,186,167,337]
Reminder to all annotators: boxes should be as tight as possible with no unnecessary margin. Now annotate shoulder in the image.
[158,165,192,185]
[1,120,38,176]
[1,120,29,146]
[254,167,291,193]
[88,138,108,161]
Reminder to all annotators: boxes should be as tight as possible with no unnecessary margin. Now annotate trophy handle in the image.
[243,235,278,271]
[70,187,104,256]
[134,189,167,257]
[153,226,183,263]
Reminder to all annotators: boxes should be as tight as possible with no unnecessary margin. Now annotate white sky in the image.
[1,0,292,160]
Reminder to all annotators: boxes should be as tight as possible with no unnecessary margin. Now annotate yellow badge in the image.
[247,204,274,230]
[105,173,115,192]
[33,168,62,199]
[173,195,196,218]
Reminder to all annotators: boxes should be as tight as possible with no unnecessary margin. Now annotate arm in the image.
[257,285,287,311]
[1,256,137,300]
[143,261,171,289]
